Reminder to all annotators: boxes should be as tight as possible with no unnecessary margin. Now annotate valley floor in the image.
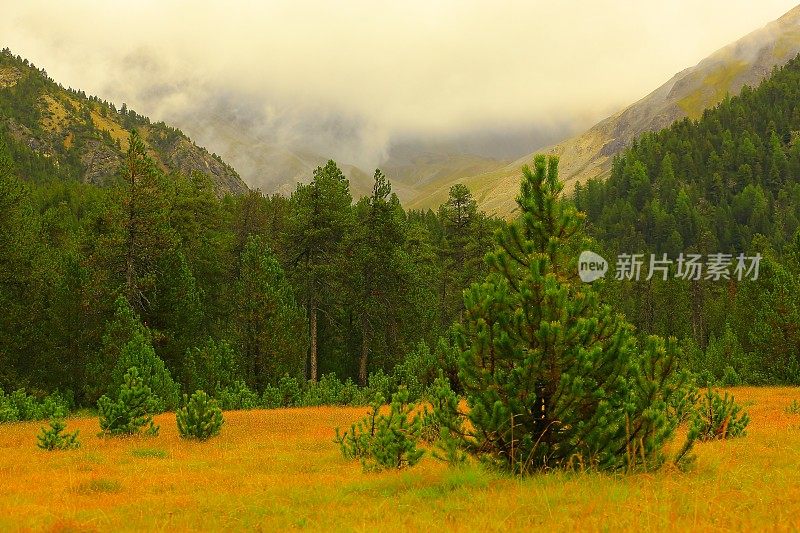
[1,387,799,531]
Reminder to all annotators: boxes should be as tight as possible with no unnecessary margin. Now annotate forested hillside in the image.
[0,48,247,195]
[0,115,498,405]
[576,54,800,385]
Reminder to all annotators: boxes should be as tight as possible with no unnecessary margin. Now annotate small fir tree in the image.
[334,388,424,472]
[98,367,160,437]
[177,390,224,441]
[36,419,80,450]
[690,389,750,441]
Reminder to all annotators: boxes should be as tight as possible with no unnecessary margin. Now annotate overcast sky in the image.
[2,0,798,165]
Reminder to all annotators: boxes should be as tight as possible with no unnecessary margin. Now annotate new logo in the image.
[578,250,608,283]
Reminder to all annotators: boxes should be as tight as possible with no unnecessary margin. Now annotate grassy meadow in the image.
[1,387,799,532]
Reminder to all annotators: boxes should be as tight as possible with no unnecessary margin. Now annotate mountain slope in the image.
[0,48,248,195]
[408,4,800,215]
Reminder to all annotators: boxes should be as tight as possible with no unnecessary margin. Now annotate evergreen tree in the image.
[287,161,353,381]
[176,390,224,441]
[36,419,80,451]
[97,367,160,437]
[234,235,307,390]
[352,170,406,384]
[454,155,689,473]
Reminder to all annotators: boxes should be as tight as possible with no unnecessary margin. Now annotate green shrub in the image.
[393,341,437,400]
[785,399,800,415]
[334,387,424,472]
[98,367,160,437]
[110,332,180,412]
[0,388,70,422]
[423,374,467,466]
[721,365,742,387]
[183,339,241,394]
[261,385,282,409]
[302,373,343,406]
[337,378,364,406]
[690,389,750,441]
[36,419,80,451]
[215,380,259,410]
[278,374,302,407]
[364,369,392,404]
[176,390,224,441]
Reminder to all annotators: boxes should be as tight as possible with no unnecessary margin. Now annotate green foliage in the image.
[721,365,742,387]
[785,399,800,415]
[97,367,160,437]
[183,339,241,395]
[176,390,224,441]
[215,380,259,411]
[690,389,750,441]
[234,235,307,390]
[456,155,687,474]
[576,55,800,386]
[422,374,467,466]
[36,419,80,451]
[109,331,180,412]
[0,388,70,422]
[334,388,425,472]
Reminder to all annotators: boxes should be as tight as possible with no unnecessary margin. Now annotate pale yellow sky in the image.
[1,0,798,162]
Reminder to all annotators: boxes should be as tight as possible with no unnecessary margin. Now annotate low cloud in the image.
[2,0,797,177]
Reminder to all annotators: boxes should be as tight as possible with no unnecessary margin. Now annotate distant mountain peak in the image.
[407,4,800,215]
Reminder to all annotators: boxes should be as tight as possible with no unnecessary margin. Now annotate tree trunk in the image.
[310,297,318,382]
[359,313,369,386]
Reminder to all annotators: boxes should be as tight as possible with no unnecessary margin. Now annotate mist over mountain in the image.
[3,0,795,200]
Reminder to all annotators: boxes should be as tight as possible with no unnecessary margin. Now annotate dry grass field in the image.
[1,387,799,532]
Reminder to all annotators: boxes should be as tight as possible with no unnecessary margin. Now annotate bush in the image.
[110,332,180,412]
[690,389,750,441]
[364,369,392,404]
[261,385,282,409]
[785,399,800,415]
[277,374,303,407]
[176,390,224,441]
[334,387,424,472]
[0,388,70,422]
[393,342,437,401]
[337,378,364,406]
[721,365,742,387]
[215,380,259,410]
[36,419,80,450]
[183,339,241,394]
[98,367,160,437]
[422,374,467,466]
[302,373,343,406]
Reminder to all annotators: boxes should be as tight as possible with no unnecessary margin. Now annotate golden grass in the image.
[89,108,130,151]
[677,60,747,120]
[40,94,70,134]
[1,387,799,531]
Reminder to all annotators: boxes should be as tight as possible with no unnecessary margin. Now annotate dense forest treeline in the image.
[4,52,800,412]
[576,54,800,385]
[0,122,498,407]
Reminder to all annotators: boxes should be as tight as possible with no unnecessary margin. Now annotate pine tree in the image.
[116,130,176,313]
[97,367,160,437]
[234,235,307,390]
[455,155,689,473]
[36,419,80,451]
[334,387,424,472]
[176,390,224,441]
[352,170,406,384]
[287,161,353,381]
